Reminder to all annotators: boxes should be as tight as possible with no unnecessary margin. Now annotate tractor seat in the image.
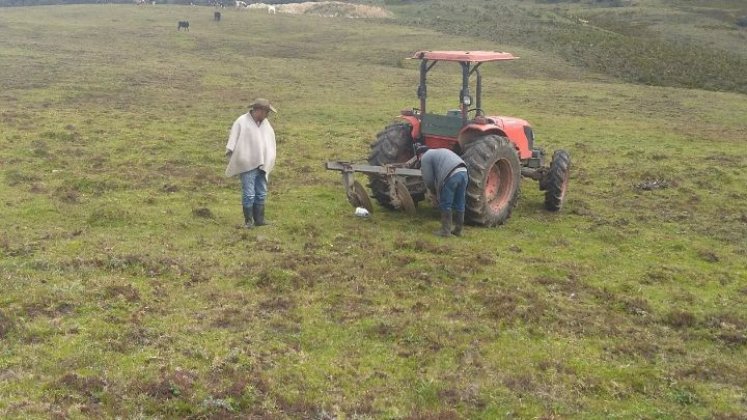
[420,112,463,138]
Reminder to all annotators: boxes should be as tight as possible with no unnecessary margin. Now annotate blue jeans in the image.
[239,168,267,208]
[439,171,468,212]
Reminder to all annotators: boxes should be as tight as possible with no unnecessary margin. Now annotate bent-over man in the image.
[417,145,468,237]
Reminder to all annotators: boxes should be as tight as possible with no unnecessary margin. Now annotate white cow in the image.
[267,5,276,14]
[235,1,247,8]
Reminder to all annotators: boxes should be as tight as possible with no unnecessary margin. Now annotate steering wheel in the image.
[467,108,484,118]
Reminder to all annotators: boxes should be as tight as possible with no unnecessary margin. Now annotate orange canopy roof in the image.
[411,51,518,62]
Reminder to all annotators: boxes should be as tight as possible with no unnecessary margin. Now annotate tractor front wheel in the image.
[541,150,571,211]
[367,122,423,209]
[462,135,521,226]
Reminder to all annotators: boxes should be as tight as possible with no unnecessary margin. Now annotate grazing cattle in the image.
[214,11,221,21]
[267,5,276,14]
[235,1,247,8]
[177,20,189,31]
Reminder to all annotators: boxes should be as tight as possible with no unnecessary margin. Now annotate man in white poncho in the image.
[225,98,277,228]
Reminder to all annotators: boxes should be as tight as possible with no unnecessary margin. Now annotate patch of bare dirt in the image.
[620,296,652,318]
[696,249,719,263]
[0,310,14,338]
[141,369,197,400]
[102,284,141,302]
[534,274,583,296]
[676,360,747,388]
[477,290,547,325]
[406,409,461,420]
[161,183,179,193]
[60,253,189,278]
[258,296,294,313]
[705,313,747,347]
[255,237,284,253]
[502,373,537,396]
[663,309,697,329]
[29,182,47,194]
[329,295,376,324]
[211,307,255,330]
[23,301,75,319]
[55,186,81,204]
[437,385,486,410]
[274,395,327,418]
[192,207,214,219]
[107,325,159,353]
[249,2,392,19]
[606,338,660,361]
[393,238,451,255]
[56,373,108,400]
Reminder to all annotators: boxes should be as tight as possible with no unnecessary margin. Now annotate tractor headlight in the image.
[463,95,472,106]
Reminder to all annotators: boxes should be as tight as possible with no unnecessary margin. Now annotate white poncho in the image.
[224,113,276,178]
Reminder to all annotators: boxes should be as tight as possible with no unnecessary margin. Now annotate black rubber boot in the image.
[434,210,453,237]
[253,203,267,226]
[243,206,254,228]
[452,212,465,237]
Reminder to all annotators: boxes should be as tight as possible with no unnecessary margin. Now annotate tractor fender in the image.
[486,116,534,160]
[458,123,508,151]
[398,115,421,139]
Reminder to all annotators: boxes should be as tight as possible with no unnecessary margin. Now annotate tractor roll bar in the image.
[412,51,516,122]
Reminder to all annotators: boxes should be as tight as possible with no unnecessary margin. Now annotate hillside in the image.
[0,4,746,418]
[388,0,747,93]
[2,0,746,91]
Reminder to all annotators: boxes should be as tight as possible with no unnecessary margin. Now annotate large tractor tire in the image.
[461,135,521,227]
[541,150,571,211]
[367,122,424,209]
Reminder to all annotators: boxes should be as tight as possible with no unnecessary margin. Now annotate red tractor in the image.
[327,51,570,226]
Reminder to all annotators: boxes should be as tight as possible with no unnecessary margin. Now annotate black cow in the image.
[214,11,221,21]
[177,20,189,31]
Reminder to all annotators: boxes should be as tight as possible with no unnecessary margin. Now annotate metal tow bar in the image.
[325,161,421,214]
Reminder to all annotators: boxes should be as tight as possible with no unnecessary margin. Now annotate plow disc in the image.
[347,180,374,213]
[394,179,416,215]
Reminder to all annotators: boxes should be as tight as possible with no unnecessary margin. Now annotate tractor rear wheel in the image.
[462,135,521,226]
[541,150,571,211]
[367,122,423,209]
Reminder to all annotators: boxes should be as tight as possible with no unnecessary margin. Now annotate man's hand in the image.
[426,189,438,207]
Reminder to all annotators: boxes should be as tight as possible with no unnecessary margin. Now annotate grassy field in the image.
[1,4,746,418]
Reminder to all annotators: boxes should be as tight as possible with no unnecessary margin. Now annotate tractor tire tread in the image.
[462,135,521,227]
[543,150,571,211]
[367,122,422,209]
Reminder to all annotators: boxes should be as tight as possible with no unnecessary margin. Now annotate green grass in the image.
[1,4,746,418]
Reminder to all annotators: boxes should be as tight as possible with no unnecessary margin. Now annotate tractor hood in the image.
[482,116,534,160]
[487,115,531,129]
